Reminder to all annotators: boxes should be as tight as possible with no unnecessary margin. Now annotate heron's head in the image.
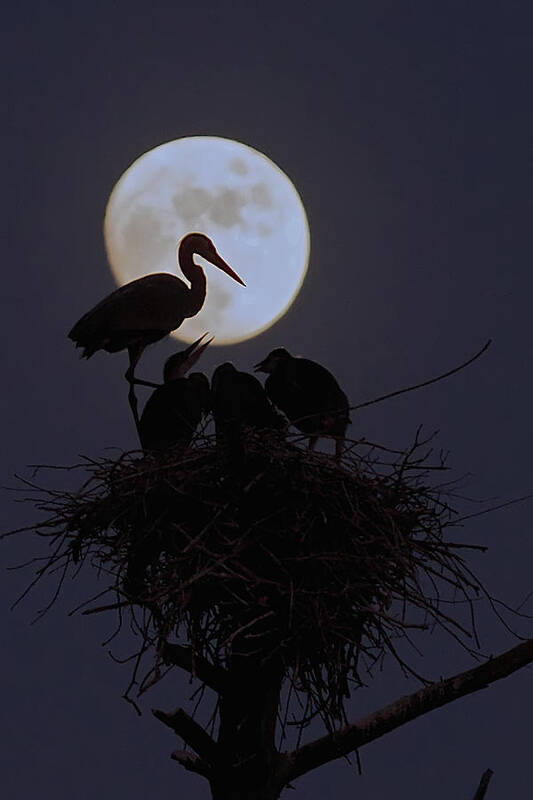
[179,233,245,286]
[254,348,291,374]
[211,362,238,390]
[163,333,213,382]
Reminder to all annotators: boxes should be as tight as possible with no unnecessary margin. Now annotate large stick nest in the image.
[10,427,485,728]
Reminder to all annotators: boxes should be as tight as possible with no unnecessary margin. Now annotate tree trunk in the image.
[210,649,287,800]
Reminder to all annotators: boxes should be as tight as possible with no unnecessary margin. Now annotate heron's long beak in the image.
[182,332,214,370]
[209,252,246,287]
[253,358,267,373]
[165,333,214,381]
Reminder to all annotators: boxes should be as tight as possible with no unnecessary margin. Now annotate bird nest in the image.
[8,428,486,728]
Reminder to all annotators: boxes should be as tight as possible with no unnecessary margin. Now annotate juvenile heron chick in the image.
[254,347,350,460]
[212,362,285,466]
[138,333,212,453]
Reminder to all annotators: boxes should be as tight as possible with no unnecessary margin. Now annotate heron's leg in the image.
[125,343,145,384]
[335,435,345,462]
[308,435,318,451]
[128,383,140,432]
[126,344,145,435]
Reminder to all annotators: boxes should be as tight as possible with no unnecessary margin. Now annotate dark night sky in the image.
[2,2,533,797]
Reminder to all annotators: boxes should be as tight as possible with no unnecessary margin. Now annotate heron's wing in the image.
[239,373,270,405]
[69,274,189,340]
[139,380,198,450]
[186,374,211,414]
[293,360,349,412]
[266,359,349,433]
[238,373,283,427]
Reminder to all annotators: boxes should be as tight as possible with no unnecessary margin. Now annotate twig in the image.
[82,601,132,615]
[473,768,494,800]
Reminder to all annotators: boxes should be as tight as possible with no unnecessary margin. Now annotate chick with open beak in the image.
[139,333,212,453]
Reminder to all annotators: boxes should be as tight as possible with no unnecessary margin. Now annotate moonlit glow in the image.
[104,137,310,345]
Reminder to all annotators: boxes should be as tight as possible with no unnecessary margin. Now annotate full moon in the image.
[104,137,310,345]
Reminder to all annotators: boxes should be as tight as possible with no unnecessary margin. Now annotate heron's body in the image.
[212,363,284,466]
[69,273,203,359]
[138,335,212,453]
[139,373,210,452]
[254,348,350,459]
[212,363,284,432]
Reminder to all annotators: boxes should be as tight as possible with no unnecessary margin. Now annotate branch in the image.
[160,641,227,693]
[350,339,492,413]
[152,707,219,766]
[286,638,533,783]
[170,749,212,779]
[473,768,494,800]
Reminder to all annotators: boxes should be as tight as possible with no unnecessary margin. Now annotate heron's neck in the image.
[179,243,207,318]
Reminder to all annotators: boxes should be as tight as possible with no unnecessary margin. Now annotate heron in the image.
[211,362,285,467]
[138,333,212,453]
[254,348,350,460]
[68,232,245,423]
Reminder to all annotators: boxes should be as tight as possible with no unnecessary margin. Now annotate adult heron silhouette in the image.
[68,233,245,423]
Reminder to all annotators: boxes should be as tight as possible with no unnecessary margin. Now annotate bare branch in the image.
[351,339,492,413]
[170,749,212,779]
[152,707,219,765]
[473,768,494,800]
[160,641,227,693]
[286,639,533,782]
